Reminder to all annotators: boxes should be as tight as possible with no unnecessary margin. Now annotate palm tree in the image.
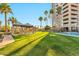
[44,10,48,26]
[57,6,62,15]
[38,16,43,28]
[0,20,2,31]
[50,8,54,15]
[0,3,12,32]
[8,17,17,33]
[9,17,17,27]
[50,8,54,27]
[0,20,2,25]
[44,10,48,16]
[11,17,17,24]
[44,17,47,26]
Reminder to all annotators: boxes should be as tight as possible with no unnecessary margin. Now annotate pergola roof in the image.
[13,22,33,27]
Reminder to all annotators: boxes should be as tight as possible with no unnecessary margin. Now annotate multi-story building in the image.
[52,3,63,31]
[52,3,79,32]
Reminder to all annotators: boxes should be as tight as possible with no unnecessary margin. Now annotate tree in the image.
[0,3,12,32]
[38,16,43,28]
[44,10,48,16]
[45,25,51,31]
[44,10,48,26]
[44,17,47,26]
[0,20,2,25]
[57,6,62,15]
[0,20,2,31]
[50,8,54,27]
[50,8,54,14]
[11,17,17,25]
[8,16,17,33]
[8,16,17,28]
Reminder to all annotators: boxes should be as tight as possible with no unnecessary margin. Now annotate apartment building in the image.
[53,3,79,32]
[52,3,63,31]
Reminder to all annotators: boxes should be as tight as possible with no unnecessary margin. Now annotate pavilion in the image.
[11,22,35,34]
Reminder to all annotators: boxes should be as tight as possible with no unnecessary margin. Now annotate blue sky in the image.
[0,3,52,27]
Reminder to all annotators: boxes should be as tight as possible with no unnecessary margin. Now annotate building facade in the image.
[52,3,63,31]
[52,3,79,32]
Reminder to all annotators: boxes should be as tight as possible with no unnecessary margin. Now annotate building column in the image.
[68,27,71,32]
[68,4,71,32]
[77,4,79,32]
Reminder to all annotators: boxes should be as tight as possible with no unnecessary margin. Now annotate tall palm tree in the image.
[44,10,48,16]
[44,17,47,26]
[44,10,48,26]
[50,8,54,15]
[8,17,17,33]
[0,20,2,25]
[57,6,62,15]
[0,20,2,31]
[9,17,17,27]
[0,3,12,32]
[38,16,43,28]
[11,17,17,24]
[50,8,54,27]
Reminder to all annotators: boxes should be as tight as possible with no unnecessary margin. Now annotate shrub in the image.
[45,25,51,31]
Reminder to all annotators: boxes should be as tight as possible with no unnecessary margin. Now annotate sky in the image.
[0,3,52,27]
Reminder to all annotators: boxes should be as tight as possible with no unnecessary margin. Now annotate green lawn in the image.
[0,32,48,56]
[27,32,79,56]
[0,32,79,56]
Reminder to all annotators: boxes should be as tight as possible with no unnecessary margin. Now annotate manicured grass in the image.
[11,33,47,56]
[0,32,48,56]
[0,32,79,56]
[27,32,79,56]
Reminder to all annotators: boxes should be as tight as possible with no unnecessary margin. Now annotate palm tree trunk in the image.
[0,25,1,31]
[45,21,47,26]
[12,23,13,33]
[52,14,54,28]
[46,20,48,26]
[4,12,7,33]
[40,21,42,28]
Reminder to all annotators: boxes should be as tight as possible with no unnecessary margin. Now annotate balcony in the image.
[71,15,78,18]
[63,23,69,27]
[63,10,69,14]
[63,5,69,10]
[63,7,69,13]
[72,3,78,5]
[63,18,69,21]
[71,12,78,16]
[71,23,77,27]
[71,7,78,11]
[63,3,68,6]
[71,4,78,7]
[63,12,69,16]
[63,3,69,8]
[71,20,77,23]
